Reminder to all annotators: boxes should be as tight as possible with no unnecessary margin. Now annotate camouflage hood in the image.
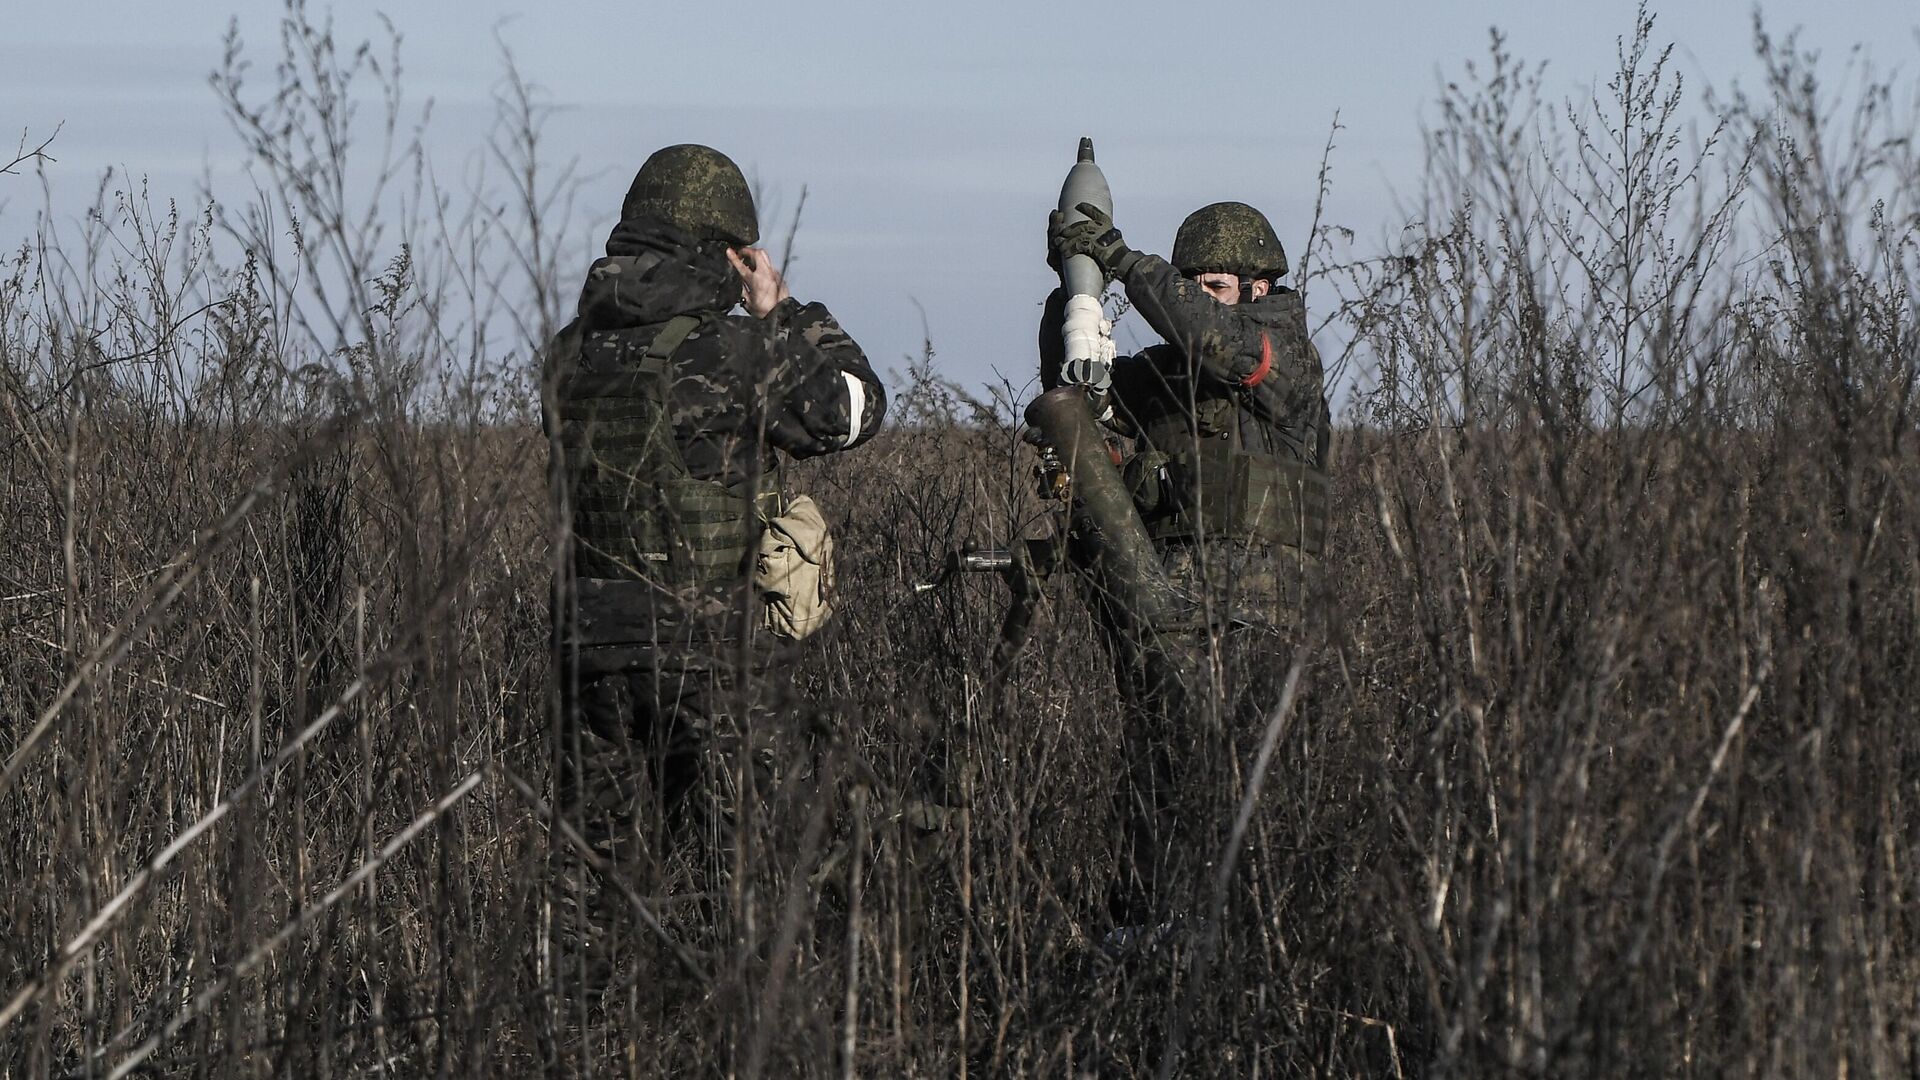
[576,215,738,331]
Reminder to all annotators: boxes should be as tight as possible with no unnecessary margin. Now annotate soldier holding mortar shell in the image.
[1032,140,1331,951]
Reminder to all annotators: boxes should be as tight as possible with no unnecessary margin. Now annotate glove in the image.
[1048,203,1144,280]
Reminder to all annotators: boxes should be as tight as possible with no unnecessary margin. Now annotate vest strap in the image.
[645,314,702,362]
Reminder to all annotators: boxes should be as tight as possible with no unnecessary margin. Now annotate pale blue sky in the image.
[4,1,1915,400]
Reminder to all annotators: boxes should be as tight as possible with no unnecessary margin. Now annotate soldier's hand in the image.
[1050,203,1142,280]
[729,247,792,319]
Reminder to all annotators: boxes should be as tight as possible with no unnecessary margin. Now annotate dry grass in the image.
[3,6,1918,1077]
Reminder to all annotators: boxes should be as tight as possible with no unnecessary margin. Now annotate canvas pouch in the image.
[756,494,835,639]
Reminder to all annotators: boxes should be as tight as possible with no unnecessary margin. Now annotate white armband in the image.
[840,371,867,447]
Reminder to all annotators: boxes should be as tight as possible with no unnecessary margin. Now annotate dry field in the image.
[3,9,1918,1077]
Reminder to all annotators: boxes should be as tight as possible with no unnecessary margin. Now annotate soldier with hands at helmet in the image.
[544,145,885,964]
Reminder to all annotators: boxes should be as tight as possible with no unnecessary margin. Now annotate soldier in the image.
[1039,199,1330,945]
[544,144,885,941]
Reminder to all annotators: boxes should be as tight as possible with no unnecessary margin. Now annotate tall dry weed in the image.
[2,5,1916,1077]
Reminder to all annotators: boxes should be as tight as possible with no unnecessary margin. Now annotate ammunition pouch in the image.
[573,478,776,586]
[755,493,835,640]
[1123,449,1172,519]
[1139,437,1328,556]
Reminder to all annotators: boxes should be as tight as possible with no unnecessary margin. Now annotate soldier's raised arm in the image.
[1050,201,1318,406]
[1128,260,1324,421]
[719,242,885,456]
[1122,256,1289,383]
[760,295,887,458]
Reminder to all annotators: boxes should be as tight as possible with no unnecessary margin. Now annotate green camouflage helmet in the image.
[1171,201,1287,280]
[621,144,759,246]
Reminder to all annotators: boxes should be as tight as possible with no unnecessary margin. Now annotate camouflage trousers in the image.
[553,638,825,960]
[1107,540,1312,926]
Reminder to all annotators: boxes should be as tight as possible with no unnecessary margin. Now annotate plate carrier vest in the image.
[554,314,779,587]
[1134,407,1329,557]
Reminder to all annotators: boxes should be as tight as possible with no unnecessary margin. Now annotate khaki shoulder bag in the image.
[756,494,835,639]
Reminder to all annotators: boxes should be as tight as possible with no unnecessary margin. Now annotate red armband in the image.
[1241,332,1273,388]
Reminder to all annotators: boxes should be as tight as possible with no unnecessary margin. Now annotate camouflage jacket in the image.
[551,215,886,490]
[545,217,884,652]
[1039,253,1329,470]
